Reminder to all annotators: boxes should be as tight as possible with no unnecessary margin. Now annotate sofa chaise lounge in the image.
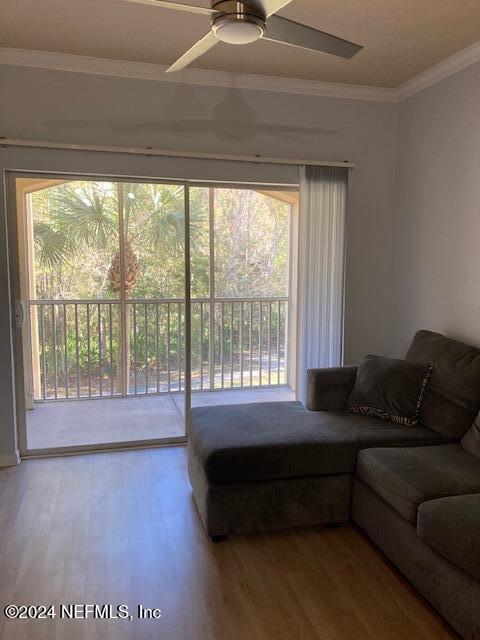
[187,330,480,639]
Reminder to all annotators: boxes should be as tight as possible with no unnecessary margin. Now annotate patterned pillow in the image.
[347,355,433,426]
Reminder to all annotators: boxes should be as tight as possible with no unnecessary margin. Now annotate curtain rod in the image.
[0,138,355,169]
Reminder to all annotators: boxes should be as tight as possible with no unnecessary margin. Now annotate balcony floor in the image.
[26,386,295,451]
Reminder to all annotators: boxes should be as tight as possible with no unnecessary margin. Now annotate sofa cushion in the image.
[356,444,480,523]
[188,401,447,485]
[347,354,433,425]
[417,493,480,582]
[406,330,480,439]
[461,412,480,459]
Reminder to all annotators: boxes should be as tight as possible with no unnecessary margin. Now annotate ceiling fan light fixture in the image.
[212,14,265,45]
[144,0,364,73]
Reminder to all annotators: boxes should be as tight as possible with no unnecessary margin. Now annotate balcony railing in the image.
[30,297,288,401]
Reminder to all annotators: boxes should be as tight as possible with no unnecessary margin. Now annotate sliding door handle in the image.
[14,299,26,327]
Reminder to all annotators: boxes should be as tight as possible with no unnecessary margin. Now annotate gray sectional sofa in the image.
[187,330,480,639]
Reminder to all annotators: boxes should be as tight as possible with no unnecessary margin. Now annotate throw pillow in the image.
[347,354,433,425]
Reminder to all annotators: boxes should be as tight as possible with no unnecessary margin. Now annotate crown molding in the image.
[2,41,480,104]
[396,41,480,101]
[0,47,396,103]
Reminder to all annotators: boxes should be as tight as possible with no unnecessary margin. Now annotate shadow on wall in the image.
[48,86,343,143]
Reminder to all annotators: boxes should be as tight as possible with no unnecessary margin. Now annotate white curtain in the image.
[297,165,349,404]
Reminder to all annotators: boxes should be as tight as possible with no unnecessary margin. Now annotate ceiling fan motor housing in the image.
[211,1,266,44]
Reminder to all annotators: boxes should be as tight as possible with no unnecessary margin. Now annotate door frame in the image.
[7,170,298,458]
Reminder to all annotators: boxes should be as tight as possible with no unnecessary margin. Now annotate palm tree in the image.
[33,180,187,392]
[34,181,186,291]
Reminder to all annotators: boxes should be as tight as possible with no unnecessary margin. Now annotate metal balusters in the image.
[133,303,138,394]
[240,302,244,387]
[268,301,272,386]
[230,302,234,388]
[97,304,102,397]
[109,304,114,396]
[40,305,47,400]
[209,303,215,391]
[31,296,288,401]
[220,302,224,388]
[199,303,204,390]
[52,304,58,399]
[177,302,182,392]
[277,300,281,384]
[63,304,68,398]
[86,303,91,397]
[259,301,262,386]
[249,302,253,386]
[144,303,149,395]
[156,302,160,393]
[167,303,171,392]
[75,304,80,398]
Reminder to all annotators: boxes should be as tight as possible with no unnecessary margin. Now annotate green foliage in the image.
[213,188,288,298]
[51,182,117,247]
[30,180,290,393]
[33,221,73,269]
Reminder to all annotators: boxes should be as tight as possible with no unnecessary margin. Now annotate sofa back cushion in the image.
[406,330,480,439]
[461,412,480,459]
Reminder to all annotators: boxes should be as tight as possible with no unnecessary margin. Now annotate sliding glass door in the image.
[183,185,296,416]
[13,174,297,454]
[16,177,186,452]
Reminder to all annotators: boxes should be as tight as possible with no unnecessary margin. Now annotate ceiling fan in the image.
[124,0,363,73]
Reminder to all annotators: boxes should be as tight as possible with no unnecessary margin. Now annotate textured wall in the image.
[391,62,480,357]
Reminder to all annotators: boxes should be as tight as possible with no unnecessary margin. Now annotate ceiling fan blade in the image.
[264,15,362,59]
[124,0,218,17]
[249,0,293,18]
[166,31,219,72]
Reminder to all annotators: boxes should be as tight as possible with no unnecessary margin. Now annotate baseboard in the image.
[0,450,21,467]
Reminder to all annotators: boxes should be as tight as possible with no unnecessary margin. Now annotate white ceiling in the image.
[1,0,480,87]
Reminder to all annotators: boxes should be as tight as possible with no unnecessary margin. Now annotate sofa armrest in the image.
[417,493,480,582]
[306,366,358,411]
